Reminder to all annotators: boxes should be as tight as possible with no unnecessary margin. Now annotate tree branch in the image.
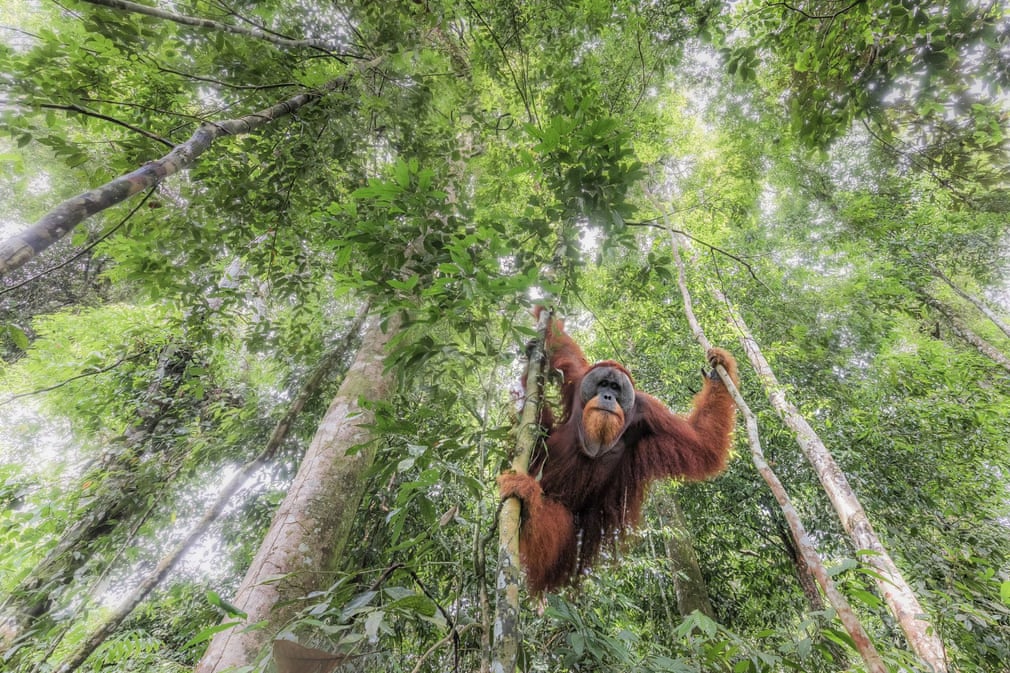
[625,217,764,285]
[78,0,344,54]
[0,59,378,278]
[38,103,174,147]
[153,63,300,91]
[0,353,141,408]
[763,0,865,21]
[0,188,154,299]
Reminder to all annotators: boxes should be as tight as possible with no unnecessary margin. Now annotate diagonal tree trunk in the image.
[193,311,399,673]
[926,261,1010,340]
[0,344,194,651]
[47,308,367,673]
[0,58,378,278]
[919,292,1010,373]
[707,282,948,673]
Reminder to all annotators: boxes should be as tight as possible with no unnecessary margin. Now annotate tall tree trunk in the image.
[194,313,399,673]
[708,284,949,672]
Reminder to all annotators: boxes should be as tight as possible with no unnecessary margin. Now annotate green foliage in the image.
[722,0,1010,159]
[2,0,1010,671]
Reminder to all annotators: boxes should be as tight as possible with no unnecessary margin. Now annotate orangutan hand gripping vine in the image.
[499,310,739,594]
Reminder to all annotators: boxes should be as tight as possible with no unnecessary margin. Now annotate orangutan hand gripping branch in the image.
[499,310,739,594]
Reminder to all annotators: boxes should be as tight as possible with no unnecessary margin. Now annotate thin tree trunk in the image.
[920,292,1010,373]
[194,312,398,673]
[774,519,824,612]
[48,308,367,673]
[707,282,948,672]
[926,261,1010,340]
[491,310,550,673]
[0,344,193,650]
[668,233,889,673]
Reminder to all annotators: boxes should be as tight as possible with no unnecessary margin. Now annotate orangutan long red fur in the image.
[499,311,739,594]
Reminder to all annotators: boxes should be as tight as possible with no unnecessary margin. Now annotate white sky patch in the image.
[0,398,83,482]
[95,463,273,607]
[580,223,602,255]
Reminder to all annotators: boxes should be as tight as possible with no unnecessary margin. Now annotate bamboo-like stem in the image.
[491,310,550,672]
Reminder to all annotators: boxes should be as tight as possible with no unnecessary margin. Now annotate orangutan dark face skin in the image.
[578,365,634,457]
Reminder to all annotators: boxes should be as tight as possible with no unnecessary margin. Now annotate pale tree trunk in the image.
[706,283,948,672]
[194,312,399,673]
[669,233,888,673]
[491,310,550,673]
[926,261,1010,340]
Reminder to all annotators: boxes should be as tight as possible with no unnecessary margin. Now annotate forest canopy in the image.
[1,1,1010,672]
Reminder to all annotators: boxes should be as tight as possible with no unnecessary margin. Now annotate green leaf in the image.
[182,621,245,649]
[5,324,29,350]
[364,610,384,642]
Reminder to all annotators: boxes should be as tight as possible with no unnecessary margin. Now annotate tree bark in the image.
[193,312,398,673]
[708,284,949,673]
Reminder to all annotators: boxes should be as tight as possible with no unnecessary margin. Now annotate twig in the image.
[0,353,142,408]
[37,104,174,147]
[0,58,379,278]
[153,63,300,90]
[625,218,765,286]
[410,623,479,673]
[762,0,864,21]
